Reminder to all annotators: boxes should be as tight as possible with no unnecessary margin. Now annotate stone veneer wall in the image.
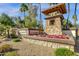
[25,38,74,51]
[45,16,62,35]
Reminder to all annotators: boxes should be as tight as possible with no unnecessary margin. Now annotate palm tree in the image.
[20,3,28,18]
[28,3,38,20]
[24,3,38,29]
[66,3,70,29]
[27,4,36,21]
[39,3,43,31]
[32,5,38,18]
[72,3,77,27]
[27,3,33,20]
[72,3,77,39]
[39,3,42,24]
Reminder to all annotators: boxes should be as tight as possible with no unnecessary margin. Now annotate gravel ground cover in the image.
[0,39,54,56]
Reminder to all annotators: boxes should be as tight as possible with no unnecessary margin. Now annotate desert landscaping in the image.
[0,3,79,56]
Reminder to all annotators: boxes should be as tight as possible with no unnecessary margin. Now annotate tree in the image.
[0,13,14,38]
[27,4,38,21]
[33,5,38,17]
[72,3,78,40]
[0,23,6,36]
[11,16,24,28]
[63,19,73,29]
[31,18,37,28]
[39,3,43,31]
[20,3,28,18]
[66,3,70,29]
[24,16,31,28]
[0,13,14,26]
[72,3,77,27]
[22,3,38,29]
[14,17,22,28]
[24,16,37,28]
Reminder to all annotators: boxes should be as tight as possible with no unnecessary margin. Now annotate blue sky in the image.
[0,3,79,28]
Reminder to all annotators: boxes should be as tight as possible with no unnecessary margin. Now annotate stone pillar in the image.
[42,4,66,35]
[45,15,63,35]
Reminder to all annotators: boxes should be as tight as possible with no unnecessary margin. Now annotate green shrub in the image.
[0,44,12,53]
[10,33,18,38]
[4,51,17,56]
[13,38,21,42]
[55,48,75,56]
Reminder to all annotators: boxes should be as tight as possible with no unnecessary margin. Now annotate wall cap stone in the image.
[25,35,75,45]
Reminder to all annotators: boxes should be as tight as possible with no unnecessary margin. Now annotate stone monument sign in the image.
[42,3,67,35]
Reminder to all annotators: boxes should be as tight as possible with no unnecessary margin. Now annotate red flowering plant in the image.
[47,35,69,39]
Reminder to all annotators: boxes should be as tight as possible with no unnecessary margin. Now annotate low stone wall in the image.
[25,36,75,51]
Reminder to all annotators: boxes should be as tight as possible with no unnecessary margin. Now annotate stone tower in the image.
[42,3,66,35]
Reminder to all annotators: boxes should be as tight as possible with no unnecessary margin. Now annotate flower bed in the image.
[29,34,69,39]
[28,30,69,40]
[47,35,69,39]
